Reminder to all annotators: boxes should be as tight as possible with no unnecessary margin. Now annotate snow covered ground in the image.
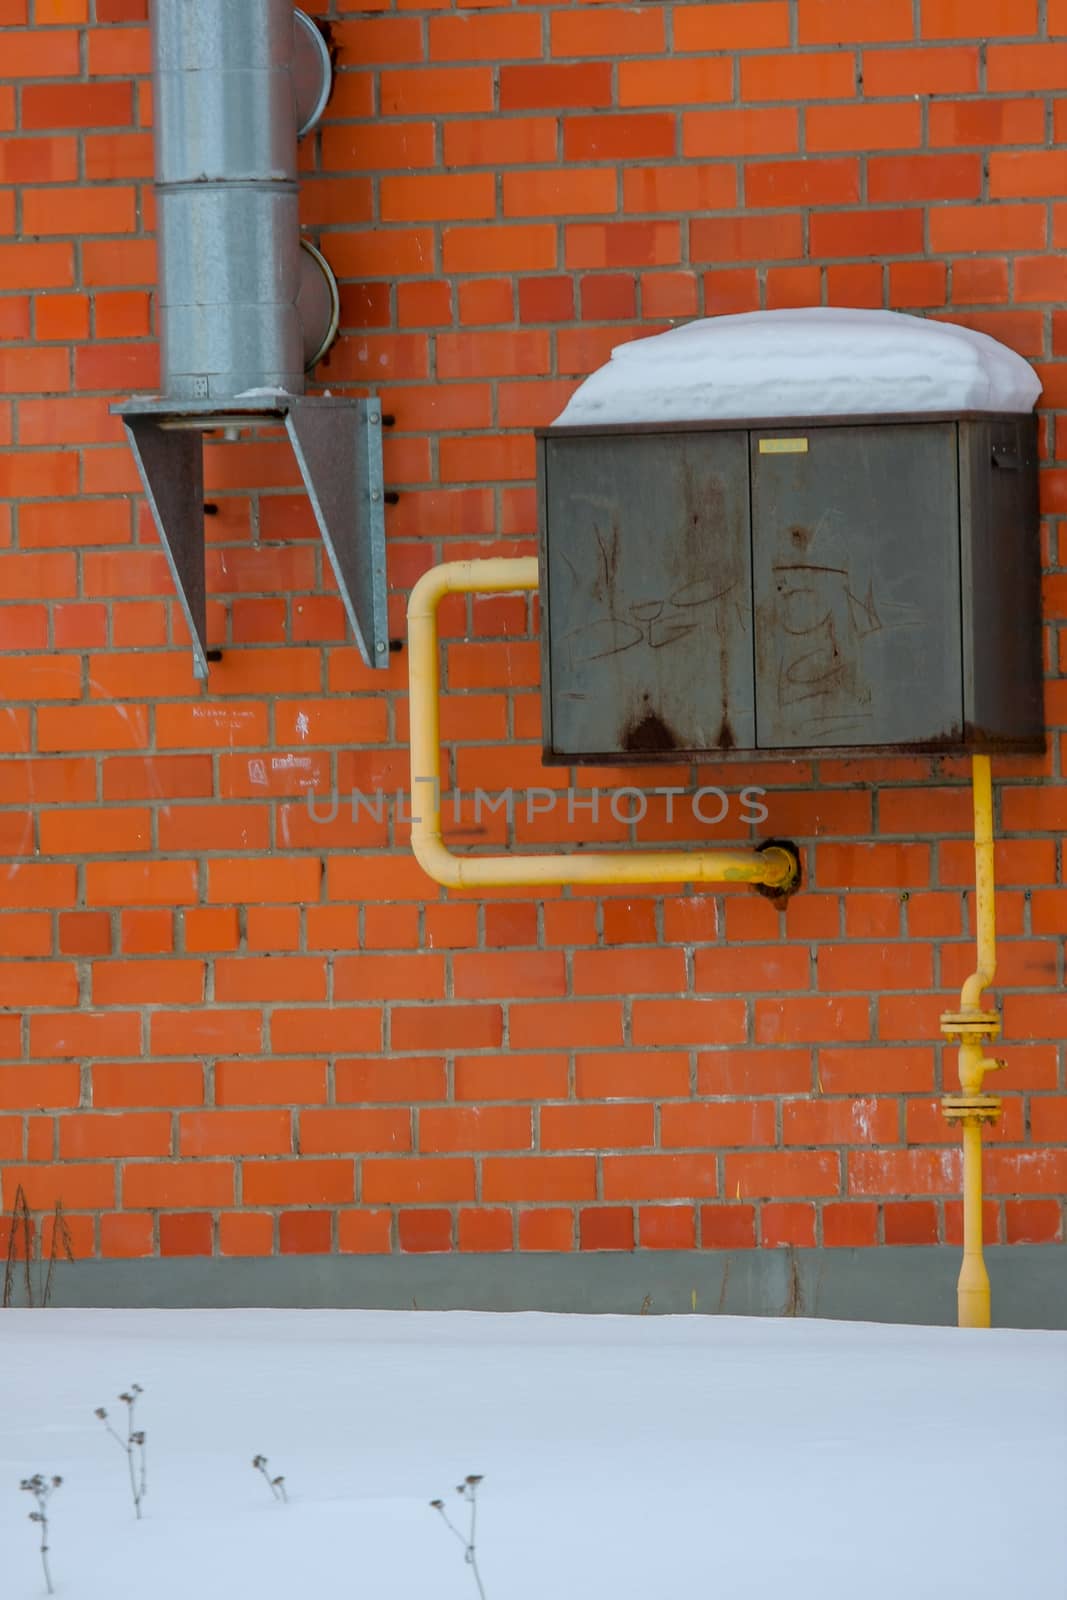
[2,1310,1064,1598]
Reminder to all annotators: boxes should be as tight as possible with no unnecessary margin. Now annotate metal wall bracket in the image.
[113,395,389,680]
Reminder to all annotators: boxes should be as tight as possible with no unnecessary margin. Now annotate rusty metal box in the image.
[537,415,1043,762]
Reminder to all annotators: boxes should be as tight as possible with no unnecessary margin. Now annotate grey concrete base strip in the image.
[21,1246,1067,1329]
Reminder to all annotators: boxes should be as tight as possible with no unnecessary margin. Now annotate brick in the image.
[989,150,1067,200]
[207,857,322,905]
[873,153,984,208]
[429,14,541,61]
[92,1061,202,1109]
[550,8,665,57]
[276,1210,330,1254]
[454,1053,568,1103]
[691,213,804,265]
[987,44,1067,89]
[862,45,979,94]
[419,1106,530,1153]
[443,224,557,273]
[1,1164,114,1210]
[101,1213,154,1259]
[398,1210,452,1253]
[697,1048,811,1096]
[84,861,196,908]
[151,1009,264,1059]
[701,1204,756,1249]
[742,52,857,100]
[2,27,80,74]
[727,1151,840,1198]
[0,136,78,183]
[23,186,136,237]
[123,1162,234,1208]
[695,945,809,994]
[390,1004,501,1052]
[662,1101,776,1148]
[603,1153,718,1201]
[564,112,675,162]
[180,1110,292,1157]
[0,961,77,1008]
[799,0,914,42]
[928,97,1045,148]
[684,106,799,158]
[986,1151,1067,1197]
[618,57,732,107]
[499,62,613,111]
[572,947,682,999]
[922,0,1037,35]
[445,117,556,168]
[675,2,791,49]
[810,209,925,259]
[760,1202,816,1248]
[746,158,860,207]
[502,168,617,218]
[0,346,71,394]
[301,1108,412,1154]
[0,1063,79,1110]
[889,260,948,307]
[92,960,203,1007]
[380,67,493,115]
[543,1103,653,1150]
[59,1112,171,1159]
[458,1208,513,1252]
[517,1208,572,1251]
[363,1157,474,1203]
[483,1155,596,1202]
[338,1210,392,1254]
[639,1204,696,1249]
[242,1159,354,1206]
[1004,1200,1062,1245]
[580,1206,634,1251]
[783,1097,898,1146]
[380,173,495,222]
[848,1149,960,1196]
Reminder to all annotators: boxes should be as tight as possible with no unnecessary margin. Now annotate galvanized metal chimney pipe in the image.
[152,0,306,400]
[114,3,388,677]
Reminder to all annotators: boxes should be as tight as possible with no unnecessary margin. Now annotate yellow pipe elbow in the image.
[406,558,798,895]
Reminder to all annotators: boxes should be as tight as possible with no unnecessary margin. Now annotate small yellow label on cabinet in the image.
[759,437,809,454]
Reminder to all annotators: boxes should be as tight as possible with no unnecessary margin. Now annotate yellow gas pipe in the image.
[940,754,1003,1328]
[406,558,798,894]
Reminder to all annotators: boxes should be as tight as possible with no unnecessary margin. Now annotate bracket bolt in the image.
[375,641,387,653]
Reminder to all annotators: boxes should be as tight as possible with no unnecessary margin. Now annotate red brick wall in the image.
[0,0,1064,1266]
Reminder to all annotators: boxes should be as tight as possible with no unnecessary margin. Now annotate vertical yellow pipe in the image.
[958,1120,990,1328]
[941,753,1002,1330]
[961,754,995,1017]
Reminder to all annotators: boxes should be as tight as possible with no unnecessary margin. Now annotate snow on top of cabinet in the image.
[552,307,1042,427]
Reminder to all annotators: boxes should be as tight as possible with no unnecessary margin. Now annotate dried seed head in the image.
[29,1511,43,1524]
[94,1408,107,1420]
[430,1499,444,1510]
[131,1383,143,1395]
[131,1431,145,1445]
[51,1477,62,1488]
[466,1475,483,1486]
[119,1393,133,1405]
[252,1455,266,1469]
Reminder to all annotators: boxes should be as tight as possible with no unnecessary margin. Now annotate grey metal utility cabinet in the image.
[537,415,1043,762]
